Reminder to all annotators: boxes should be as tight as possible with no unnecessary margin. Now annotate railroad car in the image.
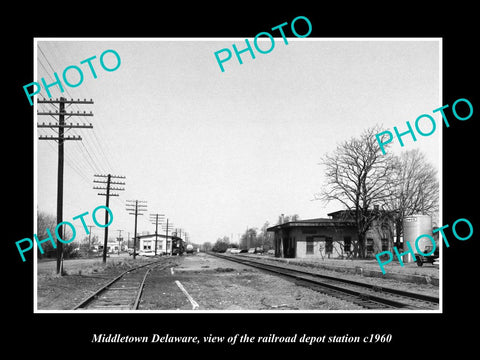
[416,243,439,266]
[172,237,186,255]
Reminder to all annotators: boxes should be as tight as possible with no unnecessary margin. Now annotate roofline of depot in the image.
[267,219,356,232]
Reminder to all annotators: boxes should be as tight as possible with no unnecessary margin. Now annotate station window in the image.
[306,237,314,254]
[344,237,351,252]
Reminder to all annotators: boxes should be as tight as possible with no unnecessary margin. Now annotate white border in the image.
[33,37,443,314]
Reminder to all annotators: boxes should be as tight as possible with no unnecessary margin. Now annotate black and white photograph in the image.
[7,6,477,354]
[33,38,442,313]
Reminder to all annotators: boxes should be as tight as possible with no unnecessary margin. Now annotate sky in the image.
[34,38,441,245]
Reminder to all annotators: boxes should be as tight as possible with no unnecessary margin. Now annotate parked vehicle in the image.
[416,245,439,266]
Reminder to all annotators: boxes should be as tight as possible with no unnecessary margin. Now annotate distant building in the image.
[95,240,124,254]
[267,209,394,259]
[137,234,183,254]
[136,234,170,254]
[106,241,121,253]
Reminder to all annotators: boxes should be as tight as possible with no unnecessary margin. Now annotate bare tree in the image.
[37,209,57,258]
[240,228,258,249]
[276,214,300,225]
[315,125,397,258]
[383,149,439,243]
[259,221,273,250]
[202,241,213,252]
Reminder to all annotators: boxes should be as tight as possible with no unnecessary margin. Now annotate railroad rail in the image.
[210,253,439,310]
[72,260,169,310]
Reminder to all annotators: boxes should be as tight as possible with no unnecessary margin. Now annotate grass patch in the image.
[38,256,154,278]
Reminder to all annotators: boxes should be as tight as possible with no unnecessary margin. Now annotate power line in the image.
[94,174,126,263]
[37,97,94,275]
[126,200,148,259]
[149,213,165,255]
[43,43,121,170]
[37,45,114,175]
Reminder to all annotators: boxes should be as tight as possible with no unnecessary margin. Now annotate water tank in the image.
[403,214,432,263]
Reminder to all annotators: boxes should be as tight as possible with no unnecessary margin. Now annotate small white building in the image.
[137,234,174,254]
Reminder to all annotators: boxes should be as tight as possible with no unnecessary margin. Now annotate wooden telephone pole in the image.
[126,200,147,259]
[162,219,174,256]
[38,97,93,274]
[94,174,125,263]
[149,213,165,255]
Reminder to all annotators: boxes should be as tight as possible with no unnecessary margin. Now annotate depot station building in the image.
[267,209,394,259]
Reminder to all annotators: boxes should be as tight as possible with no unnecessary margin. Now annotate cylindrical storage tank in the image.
[403,214,432,263]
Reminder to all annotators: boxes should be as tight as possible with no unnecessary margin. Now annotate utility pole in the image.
[149,213,165,255]
[162,219,173,256]
[87,225,94,253]
[126,200,147,259]
[165,219,170,256]
[116,229,123,255]
[93,174,125,263]
[38,97,93,275]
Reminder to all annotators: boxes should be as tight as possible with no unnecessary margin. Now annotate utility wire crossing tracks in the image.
[211,253,439,310]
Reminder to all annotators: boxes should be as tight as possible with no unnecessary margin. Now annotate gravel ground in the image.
[236,254,440,298]
[140,253,366,311]
[249,254,440,277]
[36,252,438,311]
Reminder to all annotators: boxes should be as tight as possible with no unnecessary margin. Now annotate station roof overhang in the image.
[267,218,356,232]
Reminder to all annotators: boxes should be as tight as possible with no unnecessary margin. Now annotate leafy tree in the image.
[212,236,230,252]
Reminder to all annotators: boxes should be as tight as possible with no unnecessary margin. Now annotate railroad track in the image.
[72,260,170,310]
[210,253,439,310]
